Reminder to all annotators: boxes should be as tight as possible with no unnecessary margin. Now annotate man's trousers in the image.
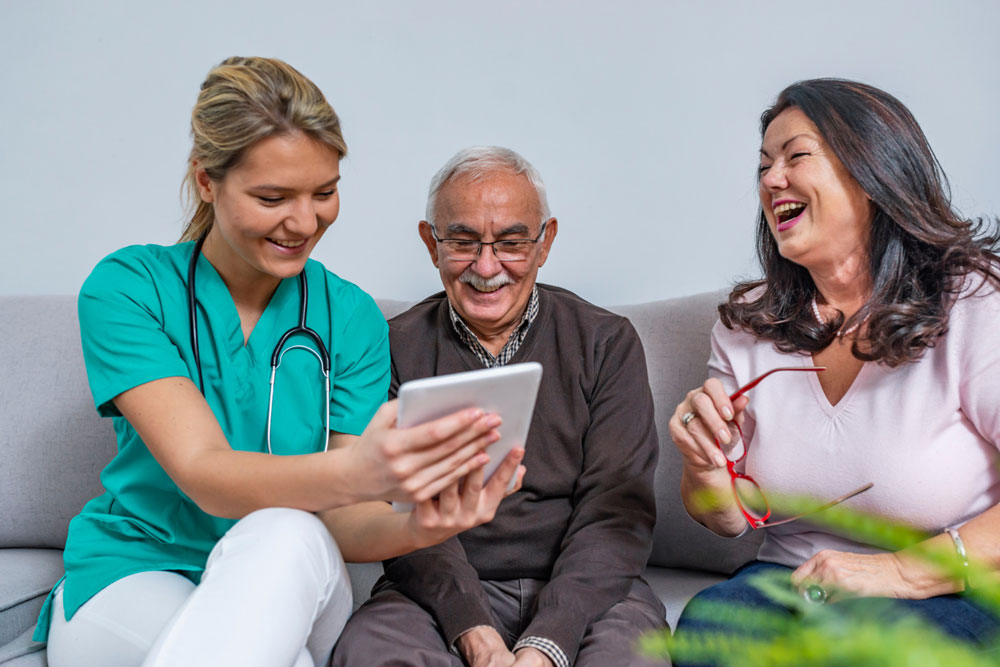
[333,575,668,666]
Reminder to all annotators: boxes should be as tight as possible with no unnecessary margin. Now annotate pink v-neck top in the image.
[708,278,1000,567]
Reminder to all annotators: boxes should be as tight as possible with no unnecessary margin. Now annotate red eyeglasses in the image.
[718,366,873,529]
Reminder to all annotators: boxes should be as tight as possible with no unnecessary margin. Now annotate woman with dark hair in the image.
[670,78,1000,644]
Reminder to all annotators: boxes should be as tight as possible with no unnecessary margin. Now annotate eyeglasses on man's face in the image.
[718,366,873,529]
[430,222,547,262]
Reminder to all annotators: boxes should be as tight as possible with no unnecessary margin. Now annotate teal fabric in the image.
[34,242,389,641]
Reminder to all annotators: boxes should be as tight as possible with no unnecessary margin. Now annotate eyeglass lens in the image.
[720,422,746,462]
[733,476,768,521]
[441,241,533,261]
[720,365,829,528]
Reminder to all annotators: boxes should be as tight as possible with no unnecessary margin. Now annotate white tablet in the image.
[391,362,543,512]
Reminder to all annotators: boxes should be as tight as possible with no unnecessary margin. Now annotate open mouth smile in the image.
[266,238,310,256]
[268,238,306,248]
[468,283,506,294]
[773,201,807,231]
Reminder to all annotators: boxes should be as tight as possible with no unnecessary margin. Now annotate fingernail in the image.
[722,406,734,420]
[476,453,490,465]
[487,415,502,427]
[717,428,732,445]
[470,408,484,419]
[714,453,727,467]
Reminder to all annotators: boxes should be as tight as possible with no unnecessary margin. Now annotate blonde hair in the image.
[179,57,347,242]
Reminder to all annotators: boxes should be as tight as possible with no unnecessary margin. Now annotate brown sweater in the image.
[383,284,659,662]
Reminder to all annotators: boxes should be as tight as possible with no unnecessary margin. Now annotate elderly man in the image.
[333,147,666,666]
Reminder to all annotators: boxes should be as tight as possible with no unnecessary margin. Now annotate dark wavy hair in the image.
[720,78,1000,367]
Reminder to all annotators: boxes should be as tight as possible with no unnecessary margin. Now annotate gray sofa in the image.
[0,291,763,665]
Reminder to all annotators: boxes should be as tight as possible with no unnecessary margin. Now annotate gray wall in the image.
[3,0,998,305]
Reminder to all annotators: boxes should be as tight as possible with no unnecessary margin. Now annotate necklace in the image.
[811,296,859,337]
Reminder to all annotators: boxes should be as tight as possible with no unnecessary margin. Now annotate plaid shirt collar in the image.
[448,286,539,368]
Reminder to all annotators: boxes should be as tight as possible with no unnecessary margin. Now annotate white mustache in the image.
[460,268,514,292]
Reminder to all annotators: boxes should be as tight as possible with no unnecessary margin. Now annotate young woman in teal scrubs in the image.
[35,57,524,667]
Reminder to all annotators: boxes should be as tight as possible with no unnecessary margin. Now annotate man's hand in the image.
[456,626,516,667]
[512,647,555,667]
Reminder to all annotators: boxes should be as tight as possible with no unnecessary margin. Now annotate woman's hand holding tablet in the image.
[392,362,543,512]
[339,400,502,505]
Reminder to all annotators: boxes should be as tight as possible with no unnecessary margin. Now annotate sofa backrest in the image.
[0,292,761,573]
[0,296,114,549]
[610,293,763,573]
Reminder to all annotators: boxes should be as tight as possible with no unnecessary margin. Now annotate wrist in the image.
[404,508,440,551]
[513,646,556,667]
[682,461,733,490]
[322,446,369,507]
[513,637,563,667]
[945,527,970,592]
[680,466,745,536]
[456,625,505,659]
[893,543,962,599]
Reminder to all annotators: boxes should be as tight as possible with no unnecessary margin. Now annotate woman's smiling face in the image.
[196,131,342,286]
[758,107,873,272]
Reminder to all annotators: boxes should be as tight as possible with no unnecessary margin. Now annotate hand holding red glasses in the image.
[672,366,872,532]
[671,373,755,537]
[671,378,751,473]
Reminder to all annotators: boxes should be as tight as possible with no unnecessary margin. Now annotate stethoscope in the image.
[187,235,331,454]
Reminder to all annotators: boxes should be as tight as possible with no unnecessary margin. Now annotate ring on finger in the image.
[681,411,697,427]
[802,584,827,604]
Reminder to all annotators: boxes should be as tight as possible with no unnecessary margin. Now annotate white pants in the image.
[46,508,353,667]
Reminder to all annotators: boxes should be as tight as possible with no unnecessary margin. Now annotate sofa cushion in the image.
[611,292,764,574]
[0,297,116,550]
[373,298,413,322]
[345,562,383,611]
[643,565,727,631]
[0,548,62,649]
[0,628,47,666]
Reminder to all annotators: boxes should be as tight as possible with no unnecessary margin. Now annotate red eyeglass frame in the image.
[717,366,873,529]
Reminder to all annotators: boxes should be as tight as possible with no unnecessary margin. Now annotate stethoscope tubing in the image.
[187,236,331,453]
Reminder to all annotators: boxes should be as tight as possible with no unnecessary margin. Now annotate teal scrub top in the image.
[34,242,389,641]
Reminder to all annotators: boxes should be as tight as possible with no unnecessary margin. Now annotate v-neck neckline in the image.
[805,353,870,417]
[196,252,298,359]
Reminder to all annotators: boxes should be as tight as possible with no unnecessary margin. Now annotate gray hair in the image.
[425,146,551,225]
